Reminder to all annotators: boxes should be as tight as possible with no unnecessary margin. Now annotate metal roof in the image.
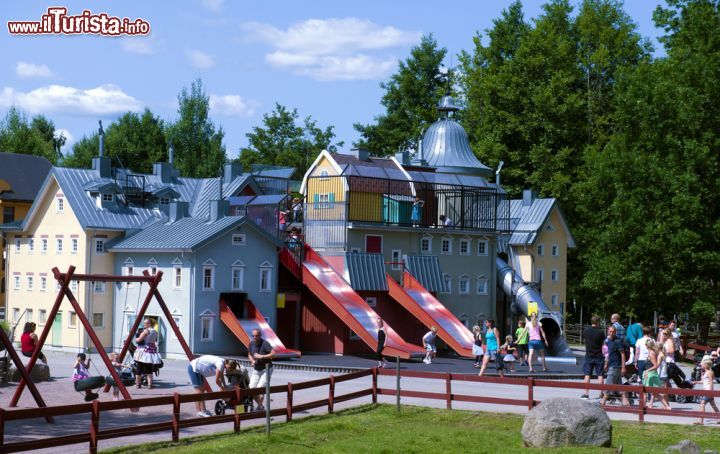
[507,197,575,247]
[405,255,445,293]
[345,252,388,291]
[190,178,221,218]
[109,215,282,252]
[421,119,492,177]
[0,152,52,202]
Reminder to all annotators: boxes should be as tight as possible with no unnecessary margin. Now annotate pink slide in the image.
[387,271,475,358]
[303,246,425,359]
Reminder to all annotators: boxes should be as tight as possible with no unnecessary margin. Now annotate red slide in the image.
[387,271,475,358]
[220,298,301,359]
[303,246,425,359]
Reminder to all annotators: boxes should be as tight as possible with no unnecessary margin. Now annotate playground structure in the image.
[9,265,202,409]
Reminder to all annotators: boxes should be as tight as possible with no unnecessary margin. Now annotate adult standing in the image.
[134,318,163,389]
[248,328,276,410]
[187,355,230,417]
[20,322,47,363]
[582,315,606,399]
[668,320,684,361]
[643,340,671,410]
[526,314,548,373]
[625,321,643,365]
[422,326,438,364]
[634,326,652,381]
[600,326,629,406]
[515,320,529,366]
[478,320,501,377]
[610,314,626,345]
[662,328,676,368]
[376,318,387,368]
[411,196,424,227]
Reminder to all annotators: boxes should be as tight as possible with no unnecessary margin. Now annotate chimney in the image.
[98,120,105,157]
[168,141,174,165]
[169,201,189,223]
[224,163,242,183]
[153,162,173,183]
[92,156,112,179]
[395,149,410,166]
[209,199,229,222]
[350,148,370,161]
[522,189,537,207]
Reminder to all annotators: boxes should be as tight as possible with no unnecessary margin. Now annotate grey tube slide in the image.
[497,257,573,356]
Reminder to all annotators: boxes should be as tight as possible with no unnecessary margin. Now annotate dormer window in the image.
[159,198,170,205]
[102,193,114,202]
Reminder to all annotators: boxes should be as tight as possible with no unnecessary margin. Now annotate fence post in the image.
[0,408,5,447]
[329,375,335,413]
[234,387,242,433]
[172,393,181,442]
[90,400,100,454]
[446,373,452,410]
[372,367,378,404]
[638,386,645,424]
[265,365,273,436]
[286,383,293,422]
[395,356,401,413]
[527,377,534,410]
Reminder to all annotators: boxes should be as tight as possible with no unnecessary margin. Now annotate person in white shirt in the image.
[634,326,652,381]
[187,355,230,417]
[423,327,438,364]
[439,215,453,228]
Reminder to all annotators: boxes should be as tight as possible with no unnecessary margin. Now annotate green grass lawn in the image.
[105,404,720,454]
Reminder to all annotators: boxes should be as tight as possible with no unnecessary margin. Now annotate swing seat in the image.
[74,376,106,392]
[105,372,135,386]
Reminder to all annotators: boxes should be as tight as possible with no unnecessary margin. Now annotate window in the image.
[124,313,136,336]
[260,267,272,292]
[56,197,64,212]
[102,193,113,202]
[171,315,181,340]
[536,268,544,282]
[159,197,170,205]
[477,276,488,295]
[551,269,559,282]
[459,239,470,255]
[551,294,558,307]
[95,239,105,254]
[317,193,334,209]
[27,309,33,323]
[365,235,382,254]
[26,276,33,291]
[319,169,329,180]
[71,238,78,253]
[56,238,63,253]
[92,313,104,328]
[537,244,544,256]
[124,262,134,288]
[68,311,77,328]
[420,236,432,254]
[12,308,20,322]
[28,238,34,253]
[203,267,214,290]
[231,266,244,290]
[41,238,48,253]
[40,276,47,291]
[13,276,20,290]
[477,240,488,256]
[232,234,246,246]
[71,280,78,292]
[14,238,21,253]
[94,281,105,293]
[458,276,470,295]
[2,206,14,223]
[442,274,452,294]
[350,248,361,253]
[552,244,559,256]
[201,316,213,342]
[391,250,402,271]
[441,237,452,255]
[174,266,182,289]
[39,309,47,325]
[365,297,377,307]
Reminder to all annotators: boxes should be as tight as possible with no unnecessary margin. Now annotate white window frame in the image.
[41,238,48,253]
[95,238,106,255]
[56,238,63,254]
[319,169,330,180]
[259,262,273,293]
[71,280,78,292]
[232,233,247,246]
[442,273,452,295]
[123,311,136,337]
[459,239,470,256]
[40,276,47,291]
[203,266,215,291]
[68,310,77,329]
[420,235,432,254]
[440,237,452,255]
[13,276,20,290]
[38,309,47,325]
[12,308,20,323]
[14,238,21,253]
[101,193,114,202]
[365,296,377,307]
[173,266,182,289]
[71,238,78,254]
[391,249,402,271]
[231,262,245,291]
[551,294,558,306]
[28,238,34,253]
[477,240,488,256]
[124,261,134,288]
[551,244,559,256]
[94,281,106,293]
[26,309,33,323]
[171,314,181,340]
[476,276,488,295]
[458,275,470,295]
[92,312,104,328]
[26,275,33,291]
[551,269,559,282]
[537,244,544,256]
[56,197,64,213]
[536,268,544,283]
[159,197,170,205]
[200,310,215,342]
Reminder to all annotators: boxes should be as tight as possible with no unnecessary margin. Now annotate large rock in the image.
[665,440,701,454]
[9,361,51,382]
[521,397,612,448]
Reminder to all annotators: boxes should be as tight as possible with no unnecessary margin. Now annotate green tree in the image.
[354,34,449,156]
[168,78,227,178]
[0,107,63,164]
[238,103,342,179]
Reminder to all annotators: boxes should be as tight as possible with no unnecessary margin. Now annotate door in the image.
[52,312,62,347]
[365,235,383,254]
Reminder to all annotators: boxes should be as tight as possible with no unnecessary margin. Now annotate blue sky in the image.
[1,1,666,160]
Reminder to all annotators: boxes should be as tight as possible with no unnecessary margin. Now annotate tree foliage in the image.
[0,107,64,164]
[237,103,342,179]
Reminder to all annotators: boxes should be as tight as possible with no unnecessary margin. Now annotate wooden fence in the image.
[2,367,719,453]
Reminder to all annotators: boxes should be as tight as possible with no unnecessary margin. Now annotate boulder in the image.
[521,397,611,448]
[665,440,701,454]
[9,361,51,382]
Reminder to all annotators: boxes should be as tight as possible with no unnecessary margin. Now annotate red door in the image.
[365,235,383,253]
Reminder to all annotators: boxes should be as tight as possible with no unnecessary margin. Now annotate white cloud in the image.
[120,38,155,55]
[187,50,215,69]
[15,62,54,78]
[0,84,143,116]
[209,94,258,117]
[200,0,224,11]
[241,18,419,81]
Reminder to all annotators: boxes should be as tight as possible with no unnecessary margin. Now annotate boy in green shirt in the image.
[515,320,529,366]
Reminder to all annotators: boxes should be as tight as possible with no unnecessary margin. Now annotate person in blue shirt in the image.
[601,326,629,406]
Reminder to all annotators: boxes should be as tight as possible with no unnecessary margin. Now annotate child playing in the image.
[501,335,517,373]
[72,353,98,402]
[694,357,720,425]
[422,326,438,365]
[109,352,131,401]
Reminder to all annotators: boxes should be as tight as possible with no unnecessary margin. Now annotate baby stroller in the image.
[667,362,695,403]
[215,364,254,415]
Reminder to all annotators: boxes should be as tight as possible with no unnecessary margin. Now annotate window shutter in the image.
[313,193,319,208]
